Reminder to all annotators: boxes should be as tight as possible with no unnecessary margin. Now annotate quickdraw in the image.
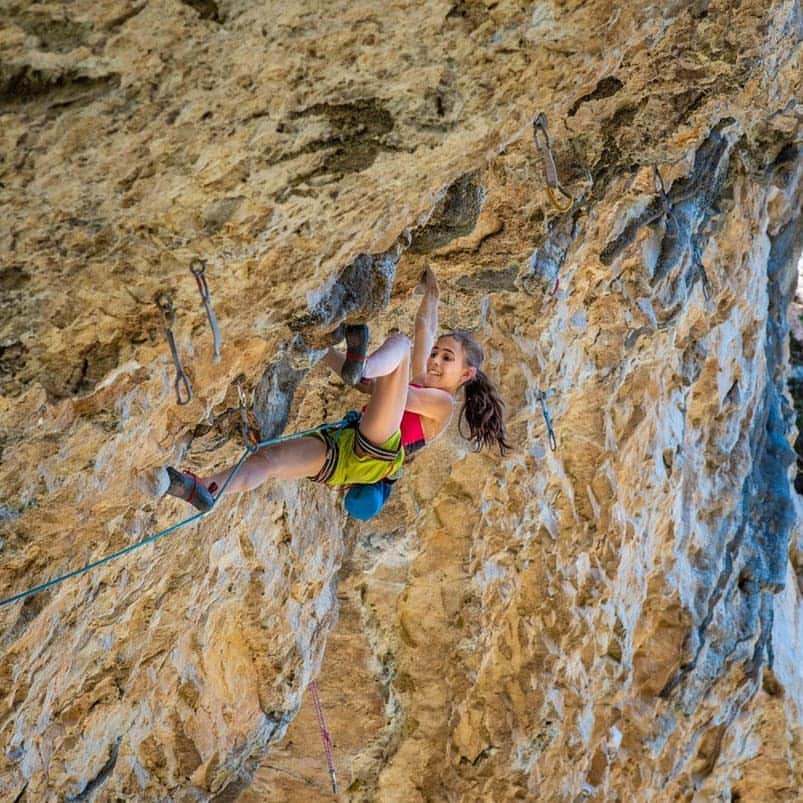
[190,258,222,363]
[533,113,574,213]
[536,389,557,451]
[156,293,193,405]
[653,166,680,232]
[692,242,714,302]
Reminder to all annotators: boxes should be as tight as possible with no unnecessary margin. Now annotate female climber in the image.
[164,268,510,519]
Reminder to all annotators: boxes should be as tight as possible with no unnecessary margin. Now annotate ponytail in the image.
[444,330,511,456]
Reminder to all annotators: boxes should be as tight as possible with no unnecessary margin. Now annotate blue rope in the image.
[0,414,358,610]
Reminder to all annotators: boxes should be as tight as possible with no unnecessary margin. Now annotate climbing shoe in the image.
[165,467,215,513]
[341,324,370,385]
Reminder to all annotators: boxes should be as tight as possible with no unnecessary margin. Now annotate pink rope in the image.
[310,681,338,795]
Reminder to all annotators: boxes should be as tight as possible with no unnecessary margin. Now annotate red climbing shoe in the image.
[165,467,215,513]
[341,324,369,385]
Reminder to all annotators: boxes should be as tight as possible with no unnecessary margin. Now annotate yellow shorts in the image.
[309,425,404,488]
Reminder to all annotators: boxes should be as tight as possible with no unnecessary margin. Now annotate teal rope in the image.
[0,414,358,610]
[0,511,205,609]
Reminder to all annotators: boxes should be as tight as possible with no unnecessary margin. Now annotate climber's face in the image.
[426,336,476,393]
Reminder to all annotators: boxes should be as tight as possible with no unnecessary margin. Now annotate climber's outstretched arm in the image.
[411,267,439,383]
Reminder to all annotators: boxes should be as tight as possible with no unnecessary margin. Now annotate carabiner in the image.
[533,113,573,213]
[190,258,222,363]
[156,293,193,405]
[536,389,557,451]
[692,243,714,301]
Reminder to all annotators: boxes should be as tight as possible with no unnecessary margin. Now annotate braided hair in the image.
[444,330,511,456]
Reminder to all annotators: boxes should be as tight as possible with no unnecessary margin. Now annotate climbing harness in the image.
[310,681,338,796]
[190,258,222,363]
[0,413,360,610]
[536,390,557,451]
[156,293,193,405]
[533,113,574,213]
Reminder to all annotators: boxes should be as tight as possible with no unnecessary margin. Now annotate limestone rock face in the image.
[0,1,801,801]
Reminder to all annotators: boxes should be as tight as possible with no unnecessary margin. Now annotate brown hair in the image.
[442,330,511,456]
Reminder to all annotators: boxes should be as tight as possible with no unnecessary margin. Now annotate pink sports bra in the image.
[400,385,427,457]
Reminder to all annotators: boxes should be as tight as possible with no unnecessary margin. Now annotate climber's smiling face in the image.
[425,336,476,393]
